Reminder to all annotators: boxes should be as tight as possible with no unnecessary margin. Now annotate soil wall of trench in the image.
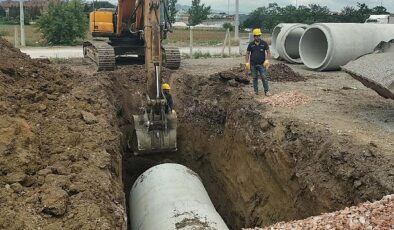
[110,65,394,229]
[171,72,394,229]
[0,39,126,229]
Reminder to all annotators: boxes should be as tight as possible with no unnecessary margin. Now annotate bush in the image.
[37,0,88,45]
[0,30,9,37]
[222,22,234,32]
[193,51,211,59]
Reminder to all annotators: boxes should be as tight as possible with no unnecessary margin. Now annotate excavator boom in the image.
[131,0,178,154]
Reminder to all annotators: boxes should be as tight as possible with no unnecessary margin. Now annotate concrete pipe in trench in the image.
[130,163,229,230]
[299,23,394,71]
[272,23,307,63]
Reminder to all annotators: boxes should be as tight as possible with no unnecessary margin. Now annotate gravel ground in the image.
[243,195,394,230]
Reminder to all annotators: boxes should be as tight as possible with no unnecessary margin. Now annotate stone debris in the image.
[81,110,98,124]
[211,67,250,84]
[243,194,394,230]
[41,187,69,216]
[258,91,310,107]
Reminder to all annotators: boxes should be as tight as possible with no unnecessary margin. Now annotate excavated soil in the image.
[0,39,126,229]
[1,40,394,230]
[267,63,306,82]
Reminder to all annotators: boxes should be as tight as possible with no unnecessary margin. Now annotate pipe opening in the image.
[284,27,305,59]
[300,27,328,69]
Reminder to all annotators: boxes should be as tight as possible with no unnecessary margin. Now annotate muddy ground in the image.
[1,39,394,230]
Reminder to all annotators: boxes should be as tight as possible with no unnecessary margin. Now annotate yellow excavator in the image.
[83,0,181,71]
[85,0,178,153]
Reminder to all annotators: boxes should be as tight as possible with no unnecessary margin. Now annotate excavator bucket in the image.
[131,112,177,155]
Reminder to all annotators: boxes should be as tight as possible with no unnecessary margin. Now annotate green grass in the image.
[167,29,272,46]
[0,24,272,47]
[0,24,43,46]
[192,51,212,59]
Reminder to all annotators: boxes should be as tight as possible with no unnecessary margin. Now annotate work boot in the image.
[265,91,272,97]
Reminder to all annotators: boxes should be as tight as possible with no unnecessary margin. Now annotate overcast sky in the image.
[176,0,394,13]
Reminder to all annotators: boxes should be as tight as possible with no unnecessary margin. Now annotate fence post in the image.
[227,29,231,56]
[19,0,26,47]
[189,26,193,58]
[222,29,229,57]
[14,25,19,48]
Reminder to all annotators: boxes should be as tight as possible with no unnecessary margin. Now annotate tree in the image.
[372,6,389,15]
[356,2,372,22]
[340,6,359,22]
[37,0,88,45]
[243,7,268,31]
[167,0,178,23]
[84,1,116,13]
[188,0,211,26]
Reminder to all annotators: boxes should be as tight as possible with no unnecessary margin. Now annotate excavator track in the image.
[83,40,115,71]
[163,47,181,70]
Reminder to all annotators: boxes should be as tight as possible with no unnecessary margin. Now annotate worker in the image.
[162,83,174,113]
[245,28,271,96]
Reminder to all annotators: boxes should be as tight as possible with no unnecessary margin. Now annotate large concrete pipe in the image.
[271,24,287,59]
[130,163,229,230]
[299,23,394,71]
[272,23,307,63]
[275,23,308,63]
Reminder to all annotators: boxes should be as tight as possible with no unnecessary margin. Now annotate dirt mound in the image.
[267,63,306,82]
[210,64,306,86]
[0,38,125,229]
[210,67,250,85]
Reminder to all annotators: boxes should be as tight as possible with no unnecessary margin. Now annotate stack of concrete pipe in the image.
[272,23,308,63]
[272,23,394,71]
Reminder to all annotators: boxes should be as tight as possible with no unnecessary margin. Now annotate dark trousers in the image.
[251,64,269,94]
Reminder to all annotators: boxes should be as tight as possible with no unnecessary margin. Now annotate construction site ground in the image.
[1,38,393,229]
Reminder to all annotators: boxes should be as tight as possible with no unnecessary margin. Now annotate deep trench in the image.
[110,68,392,230]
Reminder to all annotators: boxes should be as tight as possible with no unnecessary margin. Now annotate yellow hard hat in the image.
[162,83,171,90]
[252,28,262,36]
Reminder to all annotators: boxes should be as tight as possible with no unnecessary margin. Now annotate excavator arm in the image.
[130,0,178,154]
